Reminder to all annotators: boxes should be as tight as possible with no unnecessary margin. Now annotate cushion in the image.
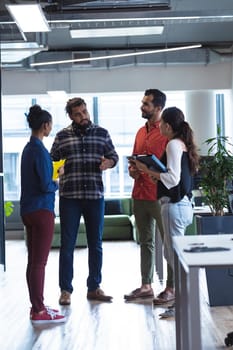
[104,199,122,215]
[104,215,131,226]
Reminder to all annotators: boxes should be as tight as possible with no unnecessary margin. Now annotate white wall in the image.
[2,62,233,95]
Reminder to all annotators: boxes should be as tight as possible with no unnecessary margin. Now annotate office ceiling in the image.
[1,0,233,70]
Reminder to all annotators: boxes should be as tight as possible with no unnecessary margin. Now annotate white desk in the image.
[154,206,211,282]
[172,234,233,350]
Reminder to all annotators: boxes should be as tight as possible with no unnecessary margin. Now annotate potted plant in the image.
[4,201,14,218]
[196,126,233,306]
[199,126,233,216]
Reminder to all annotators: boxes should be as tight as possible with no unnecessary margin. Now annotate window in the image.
[2,91,186,200]
[216,93,225,135]
[3,153,19,200]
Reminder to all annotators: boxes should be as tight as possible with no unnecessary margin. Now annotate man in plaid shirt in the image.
[51,97,119,304]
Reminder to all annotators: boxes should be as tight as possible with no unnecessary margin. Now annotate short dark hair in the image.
[65,97,86,115]
[26,104,52,130]
[144,89,166,109]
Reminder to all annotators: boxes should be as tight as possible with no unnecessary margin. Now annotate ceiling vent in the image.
[72,51,91,66]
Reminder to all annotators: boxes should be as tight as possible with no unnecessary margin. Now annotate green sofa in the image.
[5,200,24,232]
[52,197,135,248]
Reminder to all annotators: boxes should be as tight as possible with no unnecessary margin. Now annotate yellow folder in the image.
[52,159,66,180]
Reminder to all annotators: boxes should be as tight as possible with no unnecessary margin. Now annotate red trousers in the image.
[22,210,54,313]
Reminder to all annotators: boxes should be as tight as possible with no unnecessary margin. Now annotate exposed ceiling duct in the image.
[1,0,233,70]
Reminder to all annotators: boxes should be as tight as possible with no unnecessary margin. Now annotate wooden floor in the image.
[0,239,232,350]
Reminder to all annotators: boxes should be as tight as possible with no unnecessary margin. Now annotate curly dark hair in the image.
[26,104,52,130]
[65,97,86,116]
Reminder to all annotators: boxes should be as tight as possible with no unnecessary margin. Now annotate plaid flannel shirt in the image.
[50,122,119,199]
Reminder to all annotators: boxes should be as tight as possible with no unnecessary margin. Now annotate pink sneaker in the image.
[30,307,66,324]
[30,306,59,317]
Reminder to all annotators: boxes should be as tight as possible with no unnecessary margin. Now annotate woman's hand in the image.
[134,160,160,181]
[149,174,158,183]
[58,165,65,176]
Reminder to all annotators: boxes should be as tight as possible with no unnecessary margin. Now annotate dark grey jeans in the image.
[133,199,174,286]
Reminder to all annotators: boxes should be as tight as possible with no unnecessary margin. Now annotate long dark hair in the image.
[26,104,52,130]
[161,107,199,174]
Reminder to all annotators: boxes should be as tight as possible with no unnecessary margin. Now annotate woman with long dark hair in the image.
[20,104,66,324]
[134,106,199,318]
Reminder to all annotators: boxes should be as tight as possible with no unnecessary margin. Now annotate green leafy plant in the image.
[4,201,14,217]
[200,126,233,216]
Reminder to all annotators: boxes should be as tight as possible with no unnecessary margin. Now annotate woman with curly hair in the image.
[20,104,66,324]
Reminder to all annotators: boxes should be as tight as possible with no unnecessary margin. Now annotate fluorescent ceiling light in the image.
[70,26,164,38]
[1,42,45,63]
[51,14,233,25]
[30,44,202,67]
[6,4,50,33]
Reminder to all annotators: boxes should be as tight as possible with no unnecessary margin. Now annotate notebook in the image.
[52,159,66,180]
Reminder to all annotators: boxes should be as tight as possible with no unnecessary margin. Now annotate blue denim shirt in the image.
[20,136,58,216]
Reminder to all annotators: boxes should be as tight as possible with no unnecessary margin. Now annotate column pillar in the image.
[0,44,6,270]
[224,89,233,142]
[185,91,216,156]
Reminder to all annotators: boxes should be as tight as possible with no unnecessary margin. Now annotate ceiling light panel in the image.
[6,4,50,33]
[70,26,164,38]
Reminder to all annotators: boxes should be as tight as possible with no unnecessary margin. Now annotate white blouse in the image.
[160,138,186,190]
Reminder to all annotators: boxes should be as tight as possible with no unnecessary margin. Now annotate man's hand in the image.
[100,157,114,170]
[128,164,140,180]
[133,159,149,173]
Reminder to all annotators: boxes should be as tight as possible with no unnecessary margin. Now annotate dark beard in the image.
[142,113,153,120]
[73,120,91,135]
[77,121,91,132]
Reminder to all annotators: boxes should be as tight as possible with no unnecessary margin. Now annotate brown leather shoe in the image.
[153,288,175,305]
[59,290,71,305]
[124,288,154,301]
[87,288,113,302]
